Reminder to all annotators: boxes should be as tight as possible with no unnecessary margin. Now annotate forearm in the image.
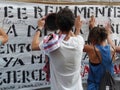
[74,16,82,36]
[89,15,95,30]
[89,24,95,30]
[32,17,45,50]
[74,28,80,35]
[116,46,120,53]
[31,30,41,50]
[107,35,115,49]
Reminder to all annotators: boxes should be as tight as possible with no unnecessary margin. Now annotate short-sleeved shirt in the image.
[40,35,84,90]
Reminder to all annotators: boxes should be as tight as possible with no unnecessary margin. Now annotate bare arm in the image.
[116,46,120,53]
[107,34,115,49]
[105,24,117,61]
[0,28,8,45]
[74,16,82,35]
[106,24,120,53]
[105,24,116,49]
[83,44,93,52]
[89,15,95,30]
[84,15,95,52]
[31,18,45,50]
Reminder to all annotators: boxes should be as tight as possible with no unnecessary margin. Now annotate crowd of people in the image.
[1,7,120,90]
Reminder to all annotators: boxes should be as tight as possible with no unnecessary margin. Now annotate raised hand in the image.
[89,15,95,30]
[38,17,46,30]
[105,23,112,35]
[74,15,82,35]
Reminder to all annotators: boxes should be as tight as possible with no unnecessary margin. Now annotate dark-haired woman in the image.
[82,16,116,90]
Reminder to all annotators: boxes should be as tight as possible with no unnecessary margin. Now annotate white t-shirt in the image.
[40,35,84,90]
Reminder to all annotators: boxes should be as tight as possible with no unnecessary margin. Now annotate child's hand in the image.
[105,23,112,35]
[74,15,82,35]
[38,17,46,30]
[89,15,95,30]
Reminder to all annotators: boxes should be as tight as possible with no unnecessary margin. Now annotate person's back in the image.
[87,44,114,90]
[83,16,116,90]
[32,7,84,90]
[49,35,84,90]
[46,7,84,90]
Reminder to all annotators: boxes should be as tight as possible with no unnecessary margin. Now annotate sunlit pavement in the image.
[36,81,120,90]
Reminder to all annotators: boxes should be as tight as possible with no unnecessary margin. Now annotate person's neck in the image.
[59,30,75,41]
[99,40,107,46]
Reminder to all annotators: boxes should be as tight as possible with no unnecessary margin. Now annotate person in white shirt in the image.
[32,7,84,90]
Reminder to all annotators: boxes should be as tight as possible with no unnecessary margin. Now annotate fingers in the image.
[74,15,82,35]
[75,15,82,27]
[91,15,95,22]
[38,17,45,29]
[105,23,112,34]
[89,15,95,29]
[90,15,95,24]
[41,16,46,20]
[77,15,80,21]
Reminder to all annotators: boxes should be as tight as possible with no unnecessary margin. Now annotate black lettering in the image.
[115,7,120,18]
[18,43,26,53]
[0,72,2,85]
[112,24,120,34]
[7,24,18,37]
[108,7,113,17]
[31,70,39,81]
[74,6,87,18]
[3,57,14,67]
[7,44,16,54]
[39,69,45,81]
[34,6,43,18]
[114,39,120,46]
[45,6,54,15]
[27,44,31,52]
[13,70,21,83]
[17,8,28,19]
[31,54,42,64]
[3,71,11,84]
[4,6,14,18]
[22,71,30,83]
[27,25,37,37]
[87,7,94,18]
[0,45,5,54]
[13,58,25,66]
[95,7,105,17]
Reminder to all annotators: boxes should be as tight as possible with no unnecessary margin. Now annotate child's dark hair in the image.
[88,26,108,45]
[45,13,58,31]
[56,7,75,32]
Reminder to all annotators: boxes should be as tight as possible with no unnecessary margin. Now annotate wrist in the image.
[76,28,81,31]
[37,28,42,31]
[36,28,42,37]
[36,28,42,33]
[38,26,43,30]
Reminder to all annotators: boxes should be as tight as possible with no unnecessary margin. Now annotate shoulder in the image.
[75,35,85,45]
[83,44,94,52]
[76,35,84,40]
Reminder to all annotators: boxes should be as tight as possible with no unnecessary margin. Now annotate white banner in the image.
[0,1,120,90]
